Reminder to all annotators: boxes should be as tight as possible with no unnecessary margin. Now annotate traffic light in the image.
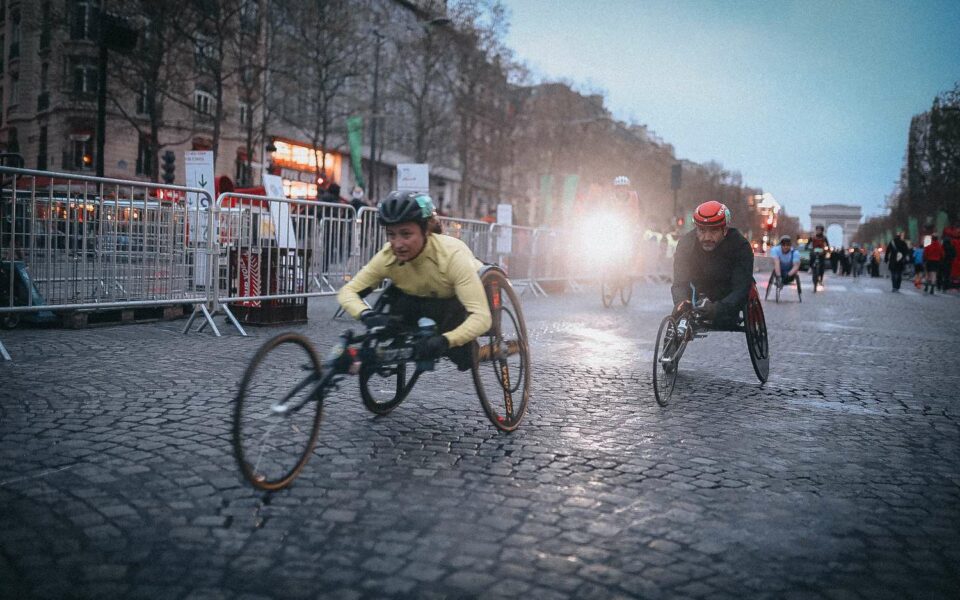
[161,150,176,184]
[676,216,685,228]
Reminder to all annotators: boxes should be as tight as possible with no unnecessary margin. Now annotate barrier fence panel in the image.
[490,224,544,296]
[1,166,211,312]
[195,194,359,336]
[439,217,494,263]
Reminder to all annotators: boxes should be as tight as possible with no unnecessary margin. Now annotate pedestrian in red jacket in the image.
[923,235,944,294]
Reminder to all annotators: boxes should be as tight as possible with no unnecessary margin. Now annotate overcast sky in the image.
[501,0,960,227]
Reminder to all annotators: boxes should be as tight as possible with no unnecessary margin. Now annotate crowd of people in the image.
[883,228,959,293]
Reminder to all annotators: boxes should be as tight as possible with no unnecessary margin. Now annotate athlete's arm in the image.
[443,250,492,348]
[337,250,389,319]
[718,237,754,310]
[671,237,693,306]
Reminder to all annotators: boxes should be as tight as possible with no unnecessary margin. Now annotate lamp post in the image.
[367,29,384,203]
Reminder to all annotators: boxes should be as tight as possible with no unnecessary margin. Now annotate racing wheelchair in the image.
[764,271,802,303]
[652,282,769,406]
[232,265,531,491]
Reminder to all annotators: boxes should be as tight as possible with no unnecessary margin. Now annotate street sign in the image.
[185,151,215,286]
[496,203,513,254]
[263,174,296,249]
[397,163,429,194]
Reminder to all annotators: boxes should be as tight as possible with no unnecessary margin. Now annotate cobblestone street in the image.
[1,273,958,599]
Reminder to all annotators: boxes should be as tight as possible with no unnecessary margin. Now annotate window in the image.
[70,1,97,41]
[37,63,50,110]
[194,34,213,67]
[9,72,18,106]
[239,102,251,126]
[136,135,154,176]
[194,89,214,116]
[136,81,148,115]
[69,134,93,170]
[40,2,52,50]
[9,9,20,60]
[71,57,97,96]
[37,126,48,170]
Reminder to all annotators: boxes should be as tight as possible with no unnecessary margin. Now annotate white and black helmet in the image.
[613,176,631,187]
[377,191,436,226]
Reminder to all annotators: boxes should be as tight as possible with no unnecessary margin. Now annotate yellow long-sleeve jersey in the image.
[337,234,492,347]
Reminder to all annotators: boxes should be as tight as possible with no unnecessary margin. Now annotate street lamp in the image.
[367,29,384,203]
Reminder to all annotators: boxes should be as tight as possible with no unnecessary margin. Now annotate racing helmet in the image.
[693,200,730,228]
[378,191,436,226]
[613,175,631,187]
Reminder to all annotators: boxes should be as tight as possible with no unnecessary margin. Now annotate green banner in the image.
[539,174,554,224]
[908,217,919,244]
[346,116,365,189]
[561,174,579,220]
[936,210,948,235]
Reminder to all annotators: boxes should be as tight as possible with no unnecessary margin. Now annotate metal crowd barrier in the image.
[1,165,213,359]
[183,193,359,336]
[439,216,495,263]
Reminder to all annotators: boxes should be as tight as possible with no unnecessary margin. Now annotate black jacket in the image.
[885,237,909,271]
[671,227,754,315]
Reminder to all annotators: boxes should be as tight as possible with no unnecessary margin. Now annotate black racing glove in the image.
[698,300,718,321]
[415,334,449,359]
[360,310,391,330]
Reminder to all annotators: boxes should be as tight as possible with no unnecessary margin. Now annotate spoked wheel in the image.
[233,332,326,491]
[775,280,781,303]
[652,315,680,406]
[473,269,531,432]
[359,342,421,415]
[620,278,633,305]
[601,280,616,308]
[744,288,770,383]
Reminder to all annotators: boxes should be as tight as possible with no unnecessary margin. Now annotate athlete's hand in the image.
[360,310,391,330]
[415,334,449,359]
[698,300,718,321]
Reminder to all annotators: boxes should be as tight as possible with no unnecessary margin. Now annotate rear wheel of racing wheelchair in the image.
[355,291,422,415]
[359,347,421,415]
[652,315,680,406]
[620,277,633,306]
[601,279,616,308]
[744,286,769,383]
[233,332,325,491]
[472,267,531,432]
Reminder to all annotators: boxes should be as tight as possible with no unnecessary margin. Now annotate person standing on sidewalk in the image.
[939,230,955,291]
[923,234,944,295]
[885,233,910,292]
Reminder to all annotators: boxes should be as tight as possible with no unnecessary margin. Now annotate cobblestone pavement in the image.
[1,272,958,599]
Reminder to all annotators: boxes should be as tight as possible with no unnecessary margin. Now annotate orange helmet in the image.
[693,201,730,228]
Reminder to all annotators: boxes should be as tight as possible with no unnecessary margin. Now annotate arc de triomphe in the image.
[810,204,862,248]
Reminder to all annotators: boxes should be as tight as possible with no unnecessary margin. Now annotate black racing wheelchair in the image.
[233,266,531,491]
[652,282,769,406]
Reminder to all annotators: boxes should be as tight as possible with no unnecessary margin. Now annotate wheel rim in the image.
[653,317,679,406]
[474,273,530,431]
[360,339,418,414]
[601,281,615,307]
[746,298,769,382]
[234,335,323,490]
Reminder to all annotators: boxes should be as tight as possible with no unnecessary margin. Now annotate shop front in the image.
[268,139,344,199]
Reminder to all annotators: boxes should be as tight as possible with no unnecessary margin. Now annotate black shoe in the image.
[448,341,476,371]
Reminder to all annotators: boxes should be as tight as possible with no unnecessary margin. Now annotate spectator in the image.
[885,233,910,292]
[940,230,956,291]
[912,242,925,289]
[923,234,944,295]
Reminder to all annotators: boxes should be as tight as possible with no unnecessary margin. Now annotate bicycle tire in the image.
[359,355,420,415]
[601,280,615,308]
[472,269,531,432]
[620,278,633,305]
[233,332,326,491]
[652,315,679,406]
[745,291,770,383]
